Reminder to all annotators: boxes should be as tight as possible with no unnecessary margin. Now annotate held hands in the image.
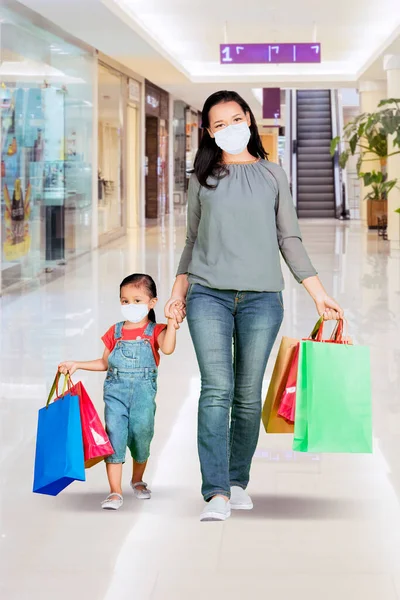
[165,297,186,326]
[168,316,181,330]
[58,361,78,376]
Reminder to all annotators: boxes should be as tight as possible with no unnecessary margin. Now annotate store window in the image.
[0,5,94,292]
[145,81,169,220]
[97,63,124,240]
[173,100,186,207]
[185,107,200,186]
[126,78,140,230]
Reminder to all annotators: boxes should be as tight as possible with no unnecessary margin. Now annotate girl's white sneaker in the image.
[131,481,152,500]
[101,493,123,510]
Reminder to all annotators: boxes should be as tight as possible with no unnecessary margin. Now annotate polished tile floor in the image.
[1,217,400,600]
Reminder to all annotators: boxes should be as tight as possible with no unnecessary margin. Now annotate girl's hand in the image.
[58,361,78,376]
[315,295,344,321]
[168,304,185,330]
[168,316,180,331]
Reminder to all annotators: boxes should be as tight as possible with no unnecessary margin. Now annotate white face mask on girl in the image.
[213,122,251,155]
[121,303,149,323]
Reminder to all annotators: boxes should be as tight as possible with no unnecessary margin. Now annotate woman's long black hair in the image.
[120,273,157,323]
[194,90,268,189]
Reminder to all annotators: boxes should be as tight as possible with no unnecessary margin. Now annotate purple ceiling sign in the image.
[220,43,321,64]
[263,88,281,119]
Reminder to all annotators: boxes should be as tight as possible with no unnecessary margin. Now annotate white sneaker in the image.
[200,496,231,522]
[101,493,123,510]
[230,486,253,510]
[131,481,152,500]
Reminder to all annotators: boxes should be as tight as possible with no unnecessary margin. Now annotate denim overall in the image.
[104,321,158,464]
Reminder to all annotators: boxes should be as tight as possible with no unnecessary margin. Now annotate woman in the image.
[165,90,343,522]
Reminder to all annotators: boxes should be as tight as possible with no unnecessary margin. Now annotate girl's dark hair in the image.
[120,273,157,323]
[194,90,268,189]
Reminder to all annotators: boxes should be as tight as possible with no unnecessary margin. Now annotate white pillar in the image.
[168,94,175,221]
[358,81,387,223]
[384,55,400,242]
[139,82,146,229]
[91,53,99,250]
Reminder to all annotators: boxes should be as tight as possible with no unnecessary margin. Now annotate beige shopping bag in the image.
[262,336,299,433]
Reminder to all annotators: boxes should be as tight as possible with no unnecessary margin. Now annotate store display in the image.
[3,179,31,261]
[33,129,44,162]
[0,7,94,292]
[7,137,17,156]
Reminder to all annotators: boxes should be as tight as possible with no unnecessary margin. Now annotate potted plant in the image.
[331,98,400,228]
[362,171,397,228]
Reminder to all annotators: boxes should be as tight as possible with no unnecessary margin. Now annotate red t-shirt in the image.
[102,322,167,366]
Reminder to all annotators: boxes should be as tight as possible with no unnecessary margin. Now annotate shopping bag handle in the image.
[309,317,346,343]
[46,372,69,408]
[55,371,73,398]
[309,317,324,340]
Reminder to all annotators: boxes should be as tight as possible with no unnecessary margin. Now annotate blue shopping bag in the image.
[33,374,86,496]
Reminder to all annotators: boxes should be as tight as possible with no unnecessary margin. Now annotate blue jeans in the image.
[186,284,284,501]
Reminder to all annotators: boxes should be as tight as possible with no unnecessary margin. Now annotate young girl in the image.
[59,273,183,511]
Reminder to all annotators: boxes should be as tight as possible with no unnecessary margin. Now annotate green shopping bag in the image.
[293,320,372,453]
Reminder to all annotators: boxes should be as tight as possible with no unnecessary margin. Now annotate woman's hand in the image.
[165,275,189,322]
[302,276,343,321]
[315,295,344,321]
[165,298,186,323]
[58,361,78,376]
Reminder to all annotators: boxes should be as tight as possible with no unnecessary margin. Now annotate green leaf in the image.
[380,115,400,135]
[356,155,363,176]
[363,173,371,186]
[378,98,400,107]
[357,123,365,137]
[385,180,397,195]
[395,208,400,214]
[363,171,385,186]
[349,134,358,154]
[362,171,398,200]
[393,129,400,148]
[339,150,350,169]
[330,136,340,156]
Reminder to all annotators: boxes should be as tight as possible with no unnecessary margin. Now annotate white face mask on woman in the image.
[213,122,251,155]
[121,303,149,323]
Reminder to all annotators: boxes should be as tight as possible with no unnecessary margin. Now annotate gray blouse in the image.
[176,159,317,292]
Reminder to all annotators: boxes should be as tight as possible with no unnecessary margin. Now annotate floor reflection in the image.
[1,217,400,600]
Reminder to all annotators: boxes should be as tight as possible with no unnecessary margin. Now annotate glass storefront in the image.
[0,4,95,292]
[126,79,140,230]
[97,63,123,240]
[173,101,201,208]
[97,62,141,242]
[145,81,169,220]
[173,100,186,207]
[185,107,200,181]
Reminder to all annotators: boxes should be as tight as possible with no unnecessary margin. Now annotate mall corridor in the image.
[1,218,400,599]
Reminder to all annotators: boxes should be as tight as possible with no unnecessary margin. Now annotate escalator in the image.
[296,90,336,218]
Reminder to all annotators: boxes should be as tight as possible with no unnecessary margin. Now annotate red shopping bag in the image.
[277,342,300,423]
[54,374,114,468]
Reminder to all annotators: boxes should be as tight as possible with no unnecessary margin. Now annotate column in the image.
[358,81,387,223]
[384,55,400,243]
[91,57,99,250]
